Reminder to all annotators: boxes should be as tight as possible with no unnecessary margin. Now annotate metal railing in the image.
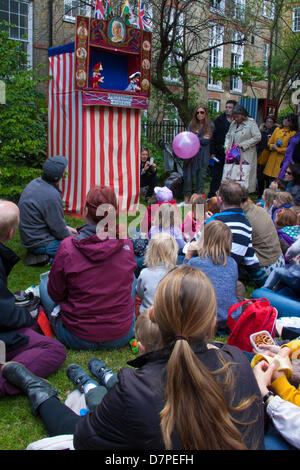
[142,120,186,144]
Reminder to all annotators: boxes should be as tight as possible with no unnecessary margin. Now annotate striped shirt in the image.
[205,208,266,286]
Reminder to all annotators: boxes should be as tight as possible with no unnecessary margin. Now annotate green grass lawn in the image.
[0,195,256,450]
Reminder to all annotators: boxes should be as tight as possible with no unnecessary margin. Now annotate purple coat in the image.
[47,225,136,342]
[278,132,300,179]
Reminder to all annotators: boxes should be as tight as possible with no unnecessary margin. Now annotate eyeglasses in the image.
[285,170,292,175]
[197,111,205,115]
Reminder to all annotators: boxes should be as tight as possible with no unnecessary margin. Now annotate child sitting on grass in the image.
[258,188,276,215]
[275,208,300,254]
[182,193,206,242]
[136,232,178,314]
[183,220,241,335]
[271,191,294,223]
[65,307,163,411]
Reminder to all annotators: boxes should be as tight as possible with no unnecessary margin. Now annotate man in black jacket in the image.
[208,100,237,199]
[0,200,66,398]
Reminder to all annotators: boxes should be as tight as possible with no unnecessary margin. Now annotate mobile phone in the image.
[250,331,275,352]
[149,157,154,166]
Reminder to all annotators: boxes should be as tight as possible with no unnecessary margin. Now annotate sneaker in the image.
[66,364,98,393]
[88,358,114,386]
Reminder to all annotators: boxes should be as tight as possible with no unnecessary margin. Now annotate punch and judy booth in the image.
[48,15,152,215]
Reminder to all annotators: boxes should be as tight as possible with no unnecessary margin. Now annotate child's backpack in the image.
[227,298,278,352]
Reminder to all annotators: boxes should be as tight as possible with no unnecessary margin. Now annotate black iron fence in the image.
[142,120,186,145]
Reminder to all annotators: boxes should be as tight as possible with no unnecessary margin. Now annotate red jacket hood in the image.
[71,233,133,262]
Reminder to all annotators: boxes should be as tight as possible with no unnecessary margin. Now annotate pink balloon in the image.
[172,131,200,159]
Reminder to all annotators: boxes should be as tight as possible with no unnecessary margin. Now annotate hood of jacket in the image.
[0,243,20,277]
[71,224,132,262]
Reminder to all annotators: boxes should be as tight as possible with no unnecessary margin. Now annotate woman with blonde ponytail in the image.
[2,266,265,450]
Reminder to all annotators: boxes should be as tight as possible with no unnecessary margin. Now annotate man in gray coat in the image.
[18,156,77,265]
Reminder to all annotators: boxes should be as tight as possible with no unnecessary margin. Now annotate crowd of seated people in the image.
[1,113,300,451]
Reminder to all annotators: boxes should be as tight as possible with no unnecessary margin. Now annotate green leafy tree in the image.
[0,22,49,201]
[211,61,267,98]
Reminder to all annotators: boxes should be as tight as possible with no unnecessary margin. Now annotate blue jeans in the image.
[33,240,62,264]
[39,275,137,351]
[264,422,296,450]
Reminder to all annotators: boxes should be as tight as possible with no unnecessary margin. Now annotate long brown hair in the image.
[189,104,212,137]
[153,265,254,450]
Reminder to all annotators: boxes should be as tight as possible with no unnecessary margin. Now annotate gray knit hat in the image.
[42,156,68,180]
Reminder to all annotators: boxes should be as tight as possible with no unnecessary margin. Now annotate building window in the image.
[208,24,224,90]
[293,7,300,32]
[210,0,226,15]
[164,7,184,83]
[0,0,33,66]
[232,0,245,22]
[64,0,91,23]
[208,99,220,114]
[230,31,244,93]
[262,0,275,19]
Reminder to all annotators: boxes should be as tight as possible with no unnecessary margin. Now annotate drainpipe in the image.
[49,0,53,48]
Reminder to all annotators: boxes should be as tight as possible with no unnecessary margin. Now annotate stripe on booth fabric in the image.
[48,49,141,216]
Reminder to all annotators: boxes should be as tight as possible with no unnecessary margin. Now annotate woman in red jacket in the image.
[39,186,137,350]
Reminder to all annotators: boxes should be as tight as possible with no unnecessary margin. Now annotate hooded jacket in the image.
[47,225,136,342]
[0,244,35,351]
[18,177,70,249]
[73,342,265,450]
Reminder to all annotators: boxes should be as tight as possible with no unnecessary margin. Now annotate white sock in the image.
[103,372,114,385]
[83,382,97,394]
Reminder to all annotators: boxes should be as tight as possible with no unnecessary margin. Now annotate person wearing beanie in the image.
[140,186,177,234]
[18,156,77,265]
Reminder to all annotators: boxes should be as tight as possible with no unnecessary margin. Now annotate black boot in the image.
[1,362,58,416]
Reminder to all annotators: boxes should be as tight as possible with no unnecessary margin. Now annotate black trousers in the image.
[208,159,224,198]
[140,171,158,198]
[39,397,81,436]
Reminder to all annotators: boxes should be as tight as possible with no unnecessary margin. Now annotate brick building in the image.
[1,0,299,115]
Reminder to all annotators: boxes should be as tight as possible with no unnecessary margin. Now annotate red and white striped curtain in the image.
[48,50,141,216]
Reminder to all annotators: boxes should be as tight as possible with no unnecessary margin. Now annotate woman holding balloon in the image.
[180,105,214,203]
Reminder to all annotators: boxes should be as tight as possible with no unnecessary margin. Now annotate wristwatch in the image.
[263,391,274,406]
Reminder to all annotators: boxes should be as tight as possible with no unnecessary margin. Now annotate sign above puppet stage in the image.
[47,16,152,216]
[74,15,151,109]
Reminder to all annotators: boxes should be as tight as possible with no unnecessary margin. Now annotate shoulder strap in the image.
[227,298,269,330]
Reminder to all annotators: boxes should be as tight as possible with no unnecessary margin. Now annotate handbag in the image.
[227,298,278,352]
[225,144,241,163]
[222,159,250,188]
[14,290,40,318]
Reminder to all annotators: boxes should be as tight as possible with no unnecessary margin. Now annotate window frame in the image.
[207,23,224,91]
[164,7,184,84]
[208,98,220,114]
[210,0,226,16]
[262,0,275,20]
[232,0,246,22]
[230,30,244,93]
[0,0,33,67]
[292,7,300,32]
